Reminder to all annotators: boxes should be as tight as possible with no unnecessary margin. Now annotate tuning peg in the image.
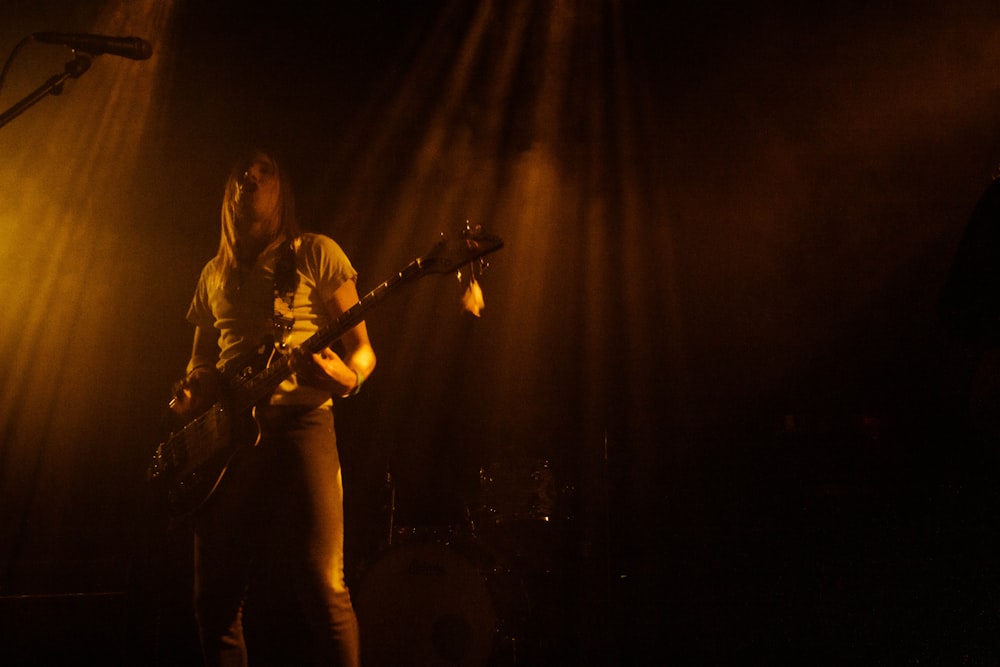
[457,256,492,284]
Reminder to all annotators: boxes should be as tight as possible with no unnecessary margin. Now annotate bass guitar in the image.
[148,226,503,516]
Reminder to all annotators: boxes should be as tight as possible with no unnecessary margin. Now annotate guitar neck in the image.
[228,258,425,410]
[309,257,425,353]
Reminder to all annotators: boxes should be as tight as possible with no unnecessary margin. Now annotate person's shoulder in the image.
[298,231,336,247]
[296,234,355,278]
[298,232,346,256]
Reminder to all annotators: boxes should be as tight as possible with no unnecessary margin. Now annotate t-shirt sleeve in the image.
[301,234,358,299]
[186,260,218,330]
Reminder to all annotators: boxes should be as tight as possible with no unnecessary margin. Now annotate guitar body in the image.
[149,343,273,516]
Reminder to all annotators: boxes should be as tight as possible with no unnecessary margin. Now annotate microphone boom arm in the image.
[0,53,92,130]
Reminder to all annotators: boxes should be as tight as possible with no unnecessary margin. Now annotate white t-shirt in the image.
[187,233,357,406]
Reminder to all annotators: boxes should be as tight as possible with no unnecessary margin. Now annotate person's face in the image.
[234,152,281,241]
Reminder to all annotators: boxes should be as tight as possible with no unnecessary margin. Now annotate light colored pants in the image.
[193,404,360,667]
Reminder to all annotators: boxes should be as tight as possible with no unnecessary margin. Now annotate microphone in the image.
[32,32,153,60]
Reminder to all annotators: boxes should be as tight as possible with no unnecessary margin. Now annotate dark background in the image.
[2,1,1000,664]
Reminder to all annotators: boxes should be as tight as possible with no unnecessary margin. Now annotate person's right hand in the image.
[170,366,222,418]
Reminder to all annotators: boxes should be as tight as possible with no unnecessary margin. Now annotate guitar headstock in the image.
[417,224,504,275]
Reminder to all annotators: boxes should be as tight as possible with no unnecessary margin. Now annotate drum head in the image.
[357,541,498,667]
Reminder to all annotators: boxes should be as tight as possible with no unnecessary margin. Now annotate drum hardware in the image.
[359,465,532,664]
[358,457,580,664]
[382,469,397,547]
[477,459,559,525]
[472,458,578,577]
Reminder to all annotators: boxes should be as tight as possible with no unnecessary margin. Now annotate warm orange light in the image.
[0,0,177,546]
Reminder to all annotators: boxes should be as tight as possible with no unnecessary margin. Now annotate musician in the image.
[170,147,375,666]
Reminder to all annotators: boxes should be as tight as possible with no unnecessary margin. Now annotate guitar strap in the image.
[272,237,300,350]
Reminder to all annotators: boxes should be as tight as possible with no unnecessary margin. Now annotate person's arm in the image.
[188,325,221,374]
[170,325,222,417]
[292,278,376,397]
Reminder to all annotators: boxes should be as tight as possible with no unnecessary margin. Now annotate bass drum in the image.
[357,538,522,667]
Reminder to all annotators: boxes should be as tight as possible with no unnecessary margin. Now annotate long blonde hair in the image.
[214,148,302,281]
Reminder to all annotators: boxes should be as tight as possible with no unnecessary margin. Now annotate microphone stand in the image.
[0,53,92,129]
